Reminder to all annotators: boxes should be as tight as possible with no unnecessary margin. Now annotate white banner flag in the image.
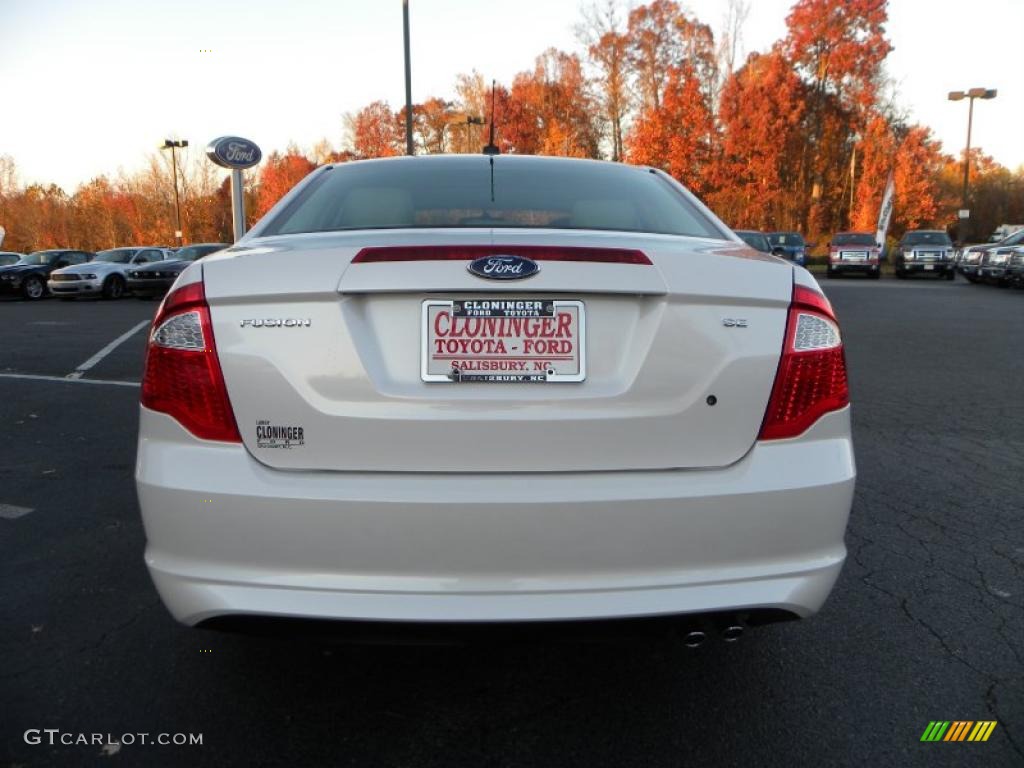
[875,171,895,249]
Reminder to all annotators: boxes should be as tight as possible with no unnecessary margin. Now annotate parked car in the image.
[959,228,1024,282]
[978,246,1015,286]
[734,230,772,253]
[48,247,171,300]
[0,249,95,300]
[767,232,808,265]
[1007,247,1024,289]
[127,242,230,298]
[0,251,24,266]
[894,230,955,279]
[826,232,881,279]
[136,155,854,636]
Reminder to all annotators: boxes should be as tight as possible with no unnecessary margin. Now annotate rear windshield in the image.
[902,232,951,246]
[261,157,726,240]
[768,232,804,246]
[832,233,875,246]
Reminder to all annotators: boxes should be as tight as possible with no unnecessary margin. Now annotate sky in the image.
[2,0,1022,192]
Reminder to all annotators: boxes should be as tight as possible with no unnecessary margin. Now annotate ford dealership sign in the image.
[206,136,262,170]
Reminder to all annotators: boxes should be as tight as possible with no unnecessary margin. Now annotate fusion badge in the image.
[240,318,311,328]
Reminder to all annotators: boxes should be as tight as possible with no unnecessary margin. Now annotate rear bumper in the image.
[136,407,855,626]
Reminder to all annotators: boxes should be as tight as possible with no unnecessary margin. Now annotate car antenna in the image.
[482,79,500,156]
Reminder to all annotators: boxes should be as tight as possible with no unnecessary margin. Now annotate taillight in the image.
[759,283,849,440]
[140,279,241,442]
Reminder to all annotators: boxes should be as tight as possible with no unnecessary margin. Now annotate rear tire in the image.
[826,268,835,279]
[945,271,955,281]
[102,275,125,300]
[870,271,881,280]
[895,270,907,279]
[21,276,45,300]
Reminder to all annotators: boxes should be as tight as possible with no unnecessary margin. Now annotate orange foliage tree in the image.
[709,49,807,228]
[254,152,317,218]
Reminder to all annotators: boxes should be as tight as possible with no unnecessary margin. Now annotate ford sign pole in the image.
[230,168,245,240]
[205,136,262,242]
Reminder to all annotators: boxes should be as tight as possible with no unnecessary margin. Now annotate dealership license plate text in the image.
[421,299,586,383]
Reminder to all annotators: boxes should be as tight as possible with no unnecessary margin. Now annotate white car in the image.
[136,156,855,641]
[49,246,172,299]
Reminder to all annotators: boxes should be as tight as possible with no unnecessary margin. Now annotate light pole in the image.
[161,139,188,246]
[948,88,996,243]
[402,0,413,155]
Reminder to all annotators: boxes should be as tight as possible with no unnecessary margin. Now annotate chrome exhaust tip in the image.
[722,625,744,642]
[682,630,706,648]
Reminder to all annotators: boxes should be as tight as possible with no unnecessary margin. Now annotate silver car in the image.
[49,247,173,299]
[135,156,855,638]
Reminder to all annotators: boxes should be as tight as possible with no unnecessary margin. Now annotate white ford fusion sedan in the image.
[135,155,854,636]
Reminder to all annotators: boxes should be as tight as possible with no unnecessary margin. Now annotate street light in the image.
[948,88,996,243]
[402,0,413,155]
[160,138,188,246]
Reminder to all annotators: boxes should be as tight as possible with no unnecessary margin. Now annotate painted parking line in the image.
[65,319,150,380]
[0,372,139,388]
[0,504,34,520]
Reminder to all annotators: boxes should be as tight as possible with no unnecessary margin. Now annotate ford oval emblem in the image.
[206,136,262,170]
[467,254,540,280]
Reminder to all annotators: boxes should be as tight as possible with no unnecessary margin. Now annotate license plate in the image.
[924,264,934,271]
[422,299,586,383]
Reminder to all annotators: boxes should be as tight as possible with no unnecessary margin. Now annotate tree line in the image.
[2,0,1022,255]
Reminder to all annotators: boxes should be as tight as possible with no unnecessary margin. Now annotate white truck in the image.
[989,224,1024,242]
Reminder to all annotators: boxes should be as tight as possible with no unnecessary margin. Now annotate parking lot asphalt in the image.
[1,278,1022,767]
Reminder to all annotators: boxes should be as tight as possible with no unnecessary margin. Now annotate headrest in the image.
[570,199,638,231]
[339,187,415,228]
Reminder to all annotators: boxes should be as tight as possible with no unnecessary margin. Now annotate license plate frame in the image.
[923,264,934,271]
[421,298,586,383]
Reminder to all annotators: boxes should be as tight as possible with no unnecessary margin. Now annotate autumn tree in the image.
[255,151,317,218]
[346,101,402,159]
[627,0,718,110]
[578,1,631,160]
[782,0,893,237]
[709,49,807,228]
[626,64,716,195]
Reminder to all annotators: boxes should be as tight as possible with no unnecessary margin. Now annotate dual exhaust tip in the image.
[682,623,744,648]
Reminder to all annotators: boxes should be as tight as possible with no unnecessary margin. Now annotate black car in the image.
[127,242,230,297]
[1007,248,1024,289]
[894,231,955,279]
[959,229,1024,283]
[0,249,95,300]
[978,246,1016,286]
[734,230,772,253]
